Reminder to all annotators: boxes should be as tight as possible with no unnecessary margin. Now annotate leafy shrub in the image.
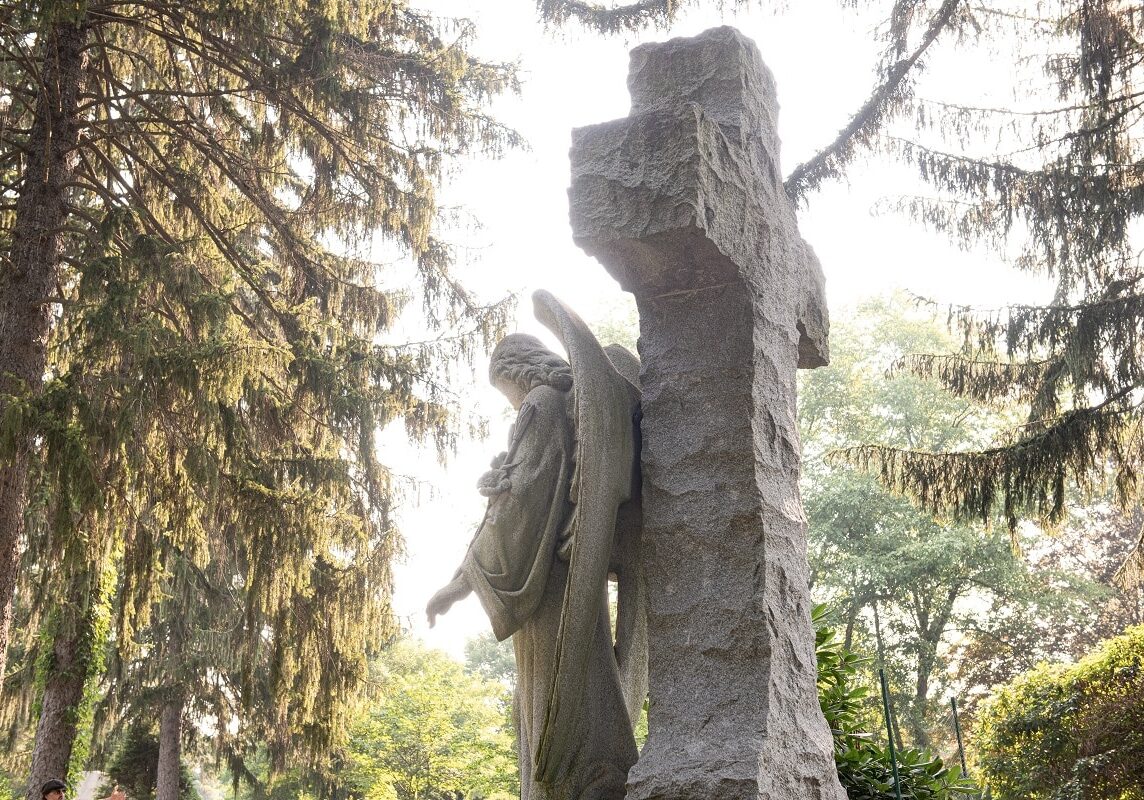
[344,642,517,800]
[975,625,1144,799]
[814,606,978,800]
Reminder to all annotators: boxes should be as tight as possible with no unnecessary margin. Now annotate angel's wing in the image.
[604,343,649,732]
[531,290,641,781]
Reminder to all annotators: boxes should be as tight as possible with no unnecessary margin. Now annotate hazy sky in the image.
[386,0,1050,657]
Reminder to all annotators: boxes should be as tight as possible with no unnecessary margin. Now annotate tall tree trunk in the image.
[872,600,887,667]
[910,655,933,749]
[0,7,89,682]
[908,591,957,749]
[914,665,931,713]
[25,551,112,800]
[871,601,904,751]
[843,599,860,651]
[156,694,184,800]
[25,615,92,800]
[156,627,184,800]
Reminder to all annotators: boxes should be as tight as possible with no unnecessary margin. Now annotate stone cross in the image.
[569,27,845,800]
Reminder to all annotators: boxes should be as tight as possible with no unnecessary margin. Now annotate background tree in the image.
[342,641,517,800]
[952,505,1144,697]
[101,724,196,800]
[463,633,516,686]
[802,297,1113,746]
[0,0,518,793]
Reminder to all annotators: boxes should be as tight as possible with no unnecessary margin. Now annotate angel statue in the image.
[426,291,647,800]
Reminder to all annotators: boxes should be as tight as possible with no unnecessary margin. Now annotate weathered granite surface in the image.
[569,26,843,800]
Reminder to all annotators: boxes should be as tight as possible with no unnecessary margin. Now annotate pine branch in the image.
[833,391,1143,530]
[534,0,685,32]
[784,0,963,201]
[890,352,1053,405]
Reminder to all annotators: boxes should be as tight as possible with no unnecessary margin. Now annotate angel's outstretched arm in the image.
[426,570,472,627]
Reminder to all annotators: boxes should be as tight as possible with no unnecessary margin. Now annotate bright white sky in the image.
[385,0,1051,658]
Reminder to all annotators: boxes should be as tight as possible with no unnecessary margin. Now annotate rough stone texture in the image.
[569,26,843,800]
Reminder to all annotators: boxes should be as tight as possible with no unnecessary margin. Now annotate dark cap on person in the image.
[41,781,66,797]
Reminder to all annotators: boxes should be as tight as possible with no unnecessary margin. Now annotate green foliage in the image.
[800,298,1107,745]
[463,633,515,685]
[0,0,523,783]
[103,725,197,800]
[836,2,1144,537]
[815,607,978,800]
[343,641,517,800]
[975,625,1144,800]
[0,771,21,800]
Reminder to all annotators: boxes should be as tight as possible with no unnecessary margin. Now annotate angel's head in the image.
[489,334,572,409]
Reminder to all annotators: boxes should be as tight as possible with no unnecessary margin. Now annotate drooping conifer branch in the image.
[889,352,1054,407]
[898,286,1144,405]
[835,390,1142,531]
[784,0,964,201]
[535,0,704,32]
[886,138,1144,288]
[856,4,1144,541]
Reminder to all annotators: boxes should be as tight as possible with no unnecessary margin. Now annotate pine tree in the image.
[0,0,518,790]
[831,3,1144,547]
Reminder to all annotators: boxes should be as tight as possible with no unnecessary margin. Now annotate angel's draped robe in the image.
[460,383,638,800]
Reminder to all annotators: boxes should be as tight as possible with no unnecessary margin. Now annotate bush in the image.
[814,606,978,800]
[975,625,1144,799]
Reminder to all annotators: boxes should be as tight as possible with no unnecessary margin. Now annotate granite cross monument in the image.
[569,26,845,800]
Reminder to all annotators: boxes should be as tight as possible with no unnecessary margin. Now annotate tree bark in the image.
[155,694,184,800]
[910,659,932,749]
[908,587,958,748]
[156,627,185,800]
[871,601,904,751]
[0,8,89,682]
[25,619,90,800]
[843,607,857,651]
